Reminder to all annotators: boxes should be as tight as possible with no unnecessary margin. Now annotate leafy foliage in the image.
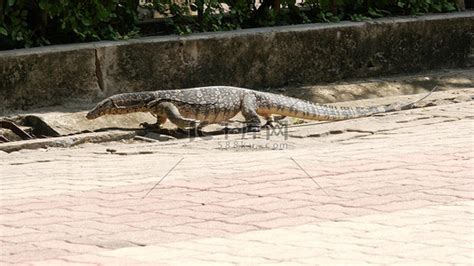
[149,0,460,34]
[0,0,139,49]
[0,0,460,49]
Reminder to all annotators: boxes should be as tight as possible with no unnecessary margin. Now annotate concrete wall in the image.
[0,11,472,112]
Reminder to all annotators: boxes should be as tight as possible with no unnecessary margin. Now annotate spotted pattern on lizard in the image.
[86,86,432,132]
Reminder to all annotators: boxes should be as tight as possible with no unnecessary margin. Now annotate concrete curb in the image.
[0,130,137,153]
[0,11,473,112]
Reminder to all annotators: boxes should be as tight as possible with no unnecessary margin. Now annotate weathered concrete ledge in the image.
[0,11,472,113]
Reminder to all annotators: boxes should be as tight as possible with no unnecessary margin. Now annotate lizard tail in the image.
[262,86,437,121]
[383,86,437,112]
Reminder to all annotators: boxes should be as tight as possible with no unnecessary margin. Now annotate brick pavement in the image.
[0,97,473,265]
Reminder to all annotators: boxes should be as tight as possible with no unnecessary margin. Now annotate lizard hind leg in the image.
[260,114,286,128]
[242,94,262,132]
[273,115,287,122]
[261,115,276,129]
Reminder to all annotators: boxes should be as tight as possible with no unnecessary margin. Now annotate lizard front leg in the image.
[148,101,200,129]
[140,114,167,130]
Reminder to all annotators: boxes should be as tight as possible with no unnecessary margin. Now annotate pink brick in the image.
[4,201,71,212]
[33,223,106,237]
[65,236,140,250]
[221,211,287,224]
[60,253,155,265]
[251,215,319,228]
[109,229,194,245]
[63,220,139,233]
[2,248,74,263]
[3,216,73,227]
[0,225,39,237]
[0,243,40,256]
[128,216,205,229]
[191,220,260,233]
[2,231,71,244]
[30,258,96,266]
[369,199,435,212]
[221,196,282,208]
[0,211,41,223]
[34,240,106,254]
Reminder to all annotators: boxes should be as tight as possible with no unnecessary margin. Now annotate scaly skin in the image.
[86,86,427,131]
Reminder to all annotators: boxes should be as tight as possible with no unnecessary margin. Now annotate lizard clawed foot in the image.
[224,127,240,134]
[175,127,206,138]
[140,122,162,130]
[262,121,276,129]
[176,128,191,136]
[174,119,200,129]
[244,125,261,133]
[261,116,287,129]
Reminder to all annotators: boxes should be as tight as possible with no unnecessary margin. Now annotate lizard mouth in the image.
[86,111,98,119]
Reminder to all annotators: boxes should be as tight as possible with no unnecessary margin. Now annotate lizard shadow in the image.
[148,127,246,140]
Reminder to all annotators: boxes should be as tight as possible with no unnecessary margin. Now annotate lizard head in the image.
[86,98,117,119]
[86,93,155,119]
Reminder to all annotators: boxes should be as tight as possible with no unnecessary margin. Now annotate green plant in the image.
[396,0,457,14]
[152,0,236,34]
[1,0,139,49]
[0,0,460,49]
[1,0,37,48]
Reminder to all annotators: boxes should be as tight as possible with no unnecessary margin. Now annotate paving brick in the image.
[191,220,260,233]
[0,242,41,256]
[33,223,108,237]
[251,215,320,228]
[2,231,72,244]
[65,236,142,250]
[62,220,139,233]
[108,229,195,245]
[53,253,156,265]
[65,203,134,216]
[30,258,97,266]
[34,239,107,254]
[3,248,74,264]
[128,215,206,229]
[0,225,39,237]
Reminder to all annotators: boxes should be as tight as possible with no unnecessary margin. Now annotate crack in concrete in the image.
[395,116,432,123]
[94,49,105,93]
[289,129,373,139]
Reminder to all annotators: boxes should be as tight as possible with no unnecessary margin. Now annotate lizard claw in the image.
[140,122,161,130]
[245,125,261,133]
[262,121,276,129]
[223,127,239,134]
[140,122,150,128]
[189,120,200,128]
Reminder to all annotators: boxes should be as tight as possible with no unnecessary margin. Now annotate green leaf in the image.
[8,0,16,7]
[0,27,8,36]
[81,17,92,26]
[38,0,49,10]
[445,3,456,11]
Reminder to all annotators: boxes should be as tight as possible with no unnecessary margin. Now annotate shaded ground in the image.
[1,68,472,151]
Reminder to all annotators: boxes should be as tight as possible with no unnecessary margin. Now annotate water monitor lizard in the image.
[86,86,434,132]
